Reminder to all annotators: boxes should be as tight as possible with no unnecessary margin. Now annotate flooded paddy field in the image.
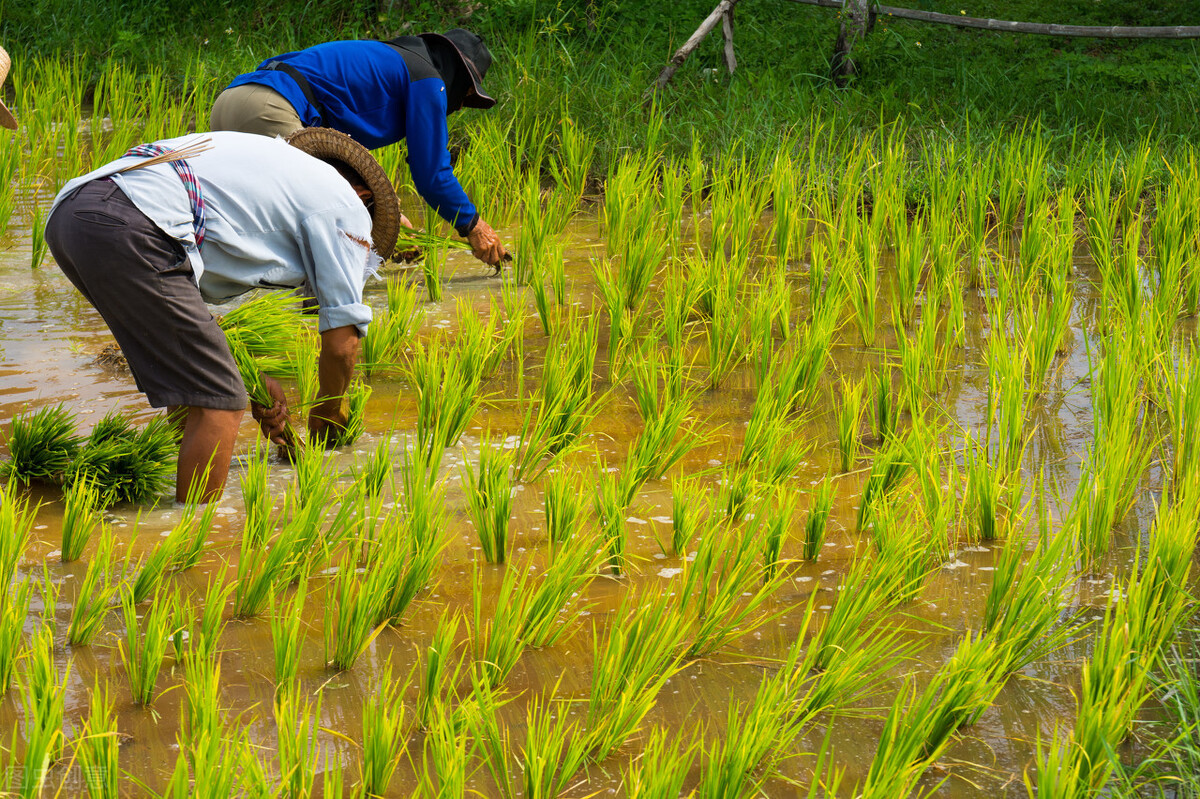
[0,59,1198,799]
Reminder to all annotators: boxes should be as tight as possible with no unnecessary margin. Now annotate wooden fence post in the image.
[831,0,874,86]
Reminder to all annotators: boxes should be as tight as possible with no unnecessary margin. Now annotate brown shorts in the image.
[209,83,303,139]
[45,179,248,411]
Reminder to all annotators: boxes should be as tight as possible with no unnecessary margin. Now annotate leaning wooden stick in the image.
[646,0,741,97]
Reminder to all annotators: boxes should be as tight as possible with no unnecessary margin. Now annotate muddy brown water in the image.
[0,204,1175,797]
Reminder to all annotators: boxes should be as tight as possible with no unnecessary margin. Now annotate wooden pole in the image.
[648,0,742,96]
[791,0,1200,39]
[722,5,738,74]
[830,0,873,86]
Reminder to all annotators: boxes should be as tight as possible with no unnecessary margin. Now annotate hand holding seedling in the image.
[250,374,297,452]
[393,212,421,262]
[467,218,510,271]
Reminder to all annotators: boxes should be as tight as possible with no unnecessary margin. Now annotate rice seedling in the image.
[623,397,697,493]
[855,435,912,532]
[803,475,833,561]
[78,678,120,799]
[720,466,760,523]
[354,437,394,500]
[472,563,529,688]
[668,476,707,556]
[891,216,926,328]
[119,586,177,705]
[359,663,410,799]
[406,335,485,476]
[467,691,520,799]
[274,686,322,799]
[181,645,224,745]
[67,526,121,646]
[682,518,790,658]
[60,473,103,562]
[329,377,371,447]
[871,367,897,445]
[418,610,467,729]
[759,489,795,580]
[0,577,30,692]
[239,442,274,545]
[585,585,690,762]
[324,556,388,671]
[703,264,749,389]
[167,479,219,573]
[130,530,180,605]
[373,468,447,626]
[232,514,302,619]
[621,726,699,799]
[811,554,910,673]
[185,570,231,665]
[226,333,302,454]
[963,432,1011,543]
[419,694,475,799]
[462,439,516,564]
[981,528,1078,673]
[69,412,180,506]
[520,693,591,799]
[270,584,306,687]
[543,469,585,544]
[739,388,813,487]
[422,245,445,302]
[593,473,629,576]
[513,313,604,482]
[762,300,839,412]
[16,627,69,793]
[0,485,34,585]
[2,403,83,484]
[361,284,421,377]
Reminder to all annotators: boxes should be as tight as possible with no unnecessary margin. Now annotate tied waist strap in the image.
[122,143,208,247]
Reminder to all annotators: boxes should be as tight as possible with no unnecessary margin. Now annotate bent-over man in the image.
[211,28,508,269]
[44,128,400,501]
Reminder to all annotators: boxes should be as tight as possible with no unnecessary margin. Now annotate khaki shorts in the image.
[209,83,303,139]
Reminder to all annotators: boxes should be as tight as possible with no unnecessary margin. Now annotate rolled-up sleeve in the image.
[297,208,375,336]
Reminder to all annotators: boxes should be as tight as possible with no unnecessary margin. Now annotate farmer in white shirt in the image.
[44,128,400,502]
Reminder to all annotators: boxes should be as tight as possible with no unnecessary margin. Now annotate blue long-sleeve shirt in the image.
[225,40,478,231]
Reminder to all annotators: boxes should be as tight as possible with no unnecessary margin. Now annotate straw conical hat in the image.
[0,48,16,130]
[285,127,400,257]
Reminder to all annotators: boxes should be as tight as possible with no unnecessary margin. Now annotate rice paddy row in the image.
[0,56,1198,796]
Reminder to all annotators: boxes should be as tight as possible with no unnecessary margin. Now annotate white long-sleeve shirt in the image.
[50,130,376,335]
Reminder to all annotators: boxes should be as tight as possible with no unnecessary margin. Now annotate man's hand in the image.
[310,325,360,449]
[393,212,422,262]
[467,218,509,271]
[250,374,293,446]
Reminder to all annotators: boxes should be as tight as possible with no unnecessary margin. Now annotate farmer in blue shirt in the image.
[210,29,509,269]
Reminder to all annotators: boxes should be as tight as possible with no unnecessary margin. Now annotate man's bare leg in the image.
[175,406,244,503]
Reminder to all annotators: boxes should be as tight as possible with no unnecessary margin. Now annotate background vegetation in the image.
[3,0,1198,163]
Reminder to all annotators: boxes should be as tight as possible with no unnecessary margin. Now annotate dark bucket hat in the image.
[418,28,496,110]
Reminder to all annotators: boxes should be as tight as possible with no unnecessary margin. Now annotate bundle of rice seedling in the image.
[217,290,307,362]
[67,411,179,506]
[2,403,83,484]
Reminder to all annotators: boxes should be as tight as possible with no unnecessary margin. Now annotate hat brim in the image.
[418,32,496,110]
[0,101,15,131]
[285,128,401,259]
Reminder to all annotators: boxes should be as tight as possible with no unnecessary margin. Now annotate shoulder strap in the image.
[264,61,326,125]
